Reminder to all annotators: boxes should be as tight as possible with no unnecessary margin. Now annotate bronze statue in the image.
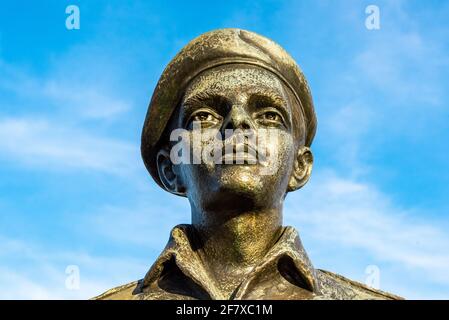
[94,29,401,300]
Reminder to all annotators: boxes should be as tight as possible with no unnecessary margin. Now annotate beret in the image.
[141,28,317,188]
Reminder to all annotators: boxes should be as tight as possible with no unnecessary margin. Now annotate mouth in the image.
[215,143,264,165]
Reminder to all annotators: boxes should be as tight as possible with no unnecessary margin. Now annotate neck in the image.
[191,205,283,269]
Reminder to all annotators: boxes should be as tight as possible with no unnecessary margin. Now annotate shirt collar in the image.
[142,224,320,299]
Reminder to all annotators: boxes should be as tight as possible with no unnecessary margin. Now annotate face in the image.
[158,64,311,215]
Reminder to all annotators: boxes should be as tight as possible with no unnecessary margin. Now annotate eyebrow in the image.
[247,87,288,111]
[182,90,225,109]
[183,87,287,108]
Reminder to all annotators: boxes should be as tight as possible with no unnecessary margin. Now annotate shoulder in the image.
[316,269,403,300]
[91,279,193,300]
[91,280,142,300]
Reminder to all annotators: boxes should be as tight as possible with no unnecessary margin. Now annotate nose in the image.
[221,105,255,133]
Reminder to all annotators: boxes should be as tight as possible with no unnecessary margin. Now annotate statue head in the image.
[141,29,317,221]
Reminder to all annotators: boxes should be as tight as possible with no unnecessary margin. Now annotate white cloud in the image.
[0,56,131,120]
[42,80,130,119]
[82,196,190,248]
[0,117,139,175]
[354,31,446,107]
[0,235,147,299]
[285,169,449,299]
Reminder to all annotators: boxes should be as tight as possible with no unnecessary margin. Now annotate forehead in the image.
[183,64,286,99]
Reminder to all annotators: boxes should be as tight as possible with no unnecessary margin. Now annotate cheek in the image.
[187,129,221,167]
[177,132,218,190]
[261,131,295,173]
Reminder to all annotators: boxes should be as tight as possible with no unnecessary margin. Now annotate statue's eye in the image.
[194,112,214,122]
[256,110,285,127]
[187,110,221,129]
[263,112,280,121]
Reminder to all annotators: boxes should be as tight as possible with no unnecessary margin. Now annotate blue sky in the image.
[0,0,448,299]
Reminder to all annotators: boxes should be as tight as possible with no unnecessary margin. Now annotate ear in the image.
[288,146,313,192]
[156,149,186,196]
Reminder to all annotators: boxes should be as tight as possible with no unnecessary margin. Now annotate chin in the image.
[212,165,271,201]
[186,163,284,210]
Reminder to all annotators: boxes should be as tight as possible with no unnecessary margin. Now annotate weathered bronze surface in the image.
[94,29,401,300]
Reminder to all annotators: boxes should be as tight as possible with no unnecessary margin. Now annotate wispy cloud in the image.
[353,30,448,107]
[286,169,449,299]
[0,59,132,120]
[79,193,190,248]
[0,117,139,175]
[0,235,147,299]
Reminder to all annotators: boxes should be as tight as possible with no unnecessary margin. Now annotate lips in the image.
[215,142,264,164]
